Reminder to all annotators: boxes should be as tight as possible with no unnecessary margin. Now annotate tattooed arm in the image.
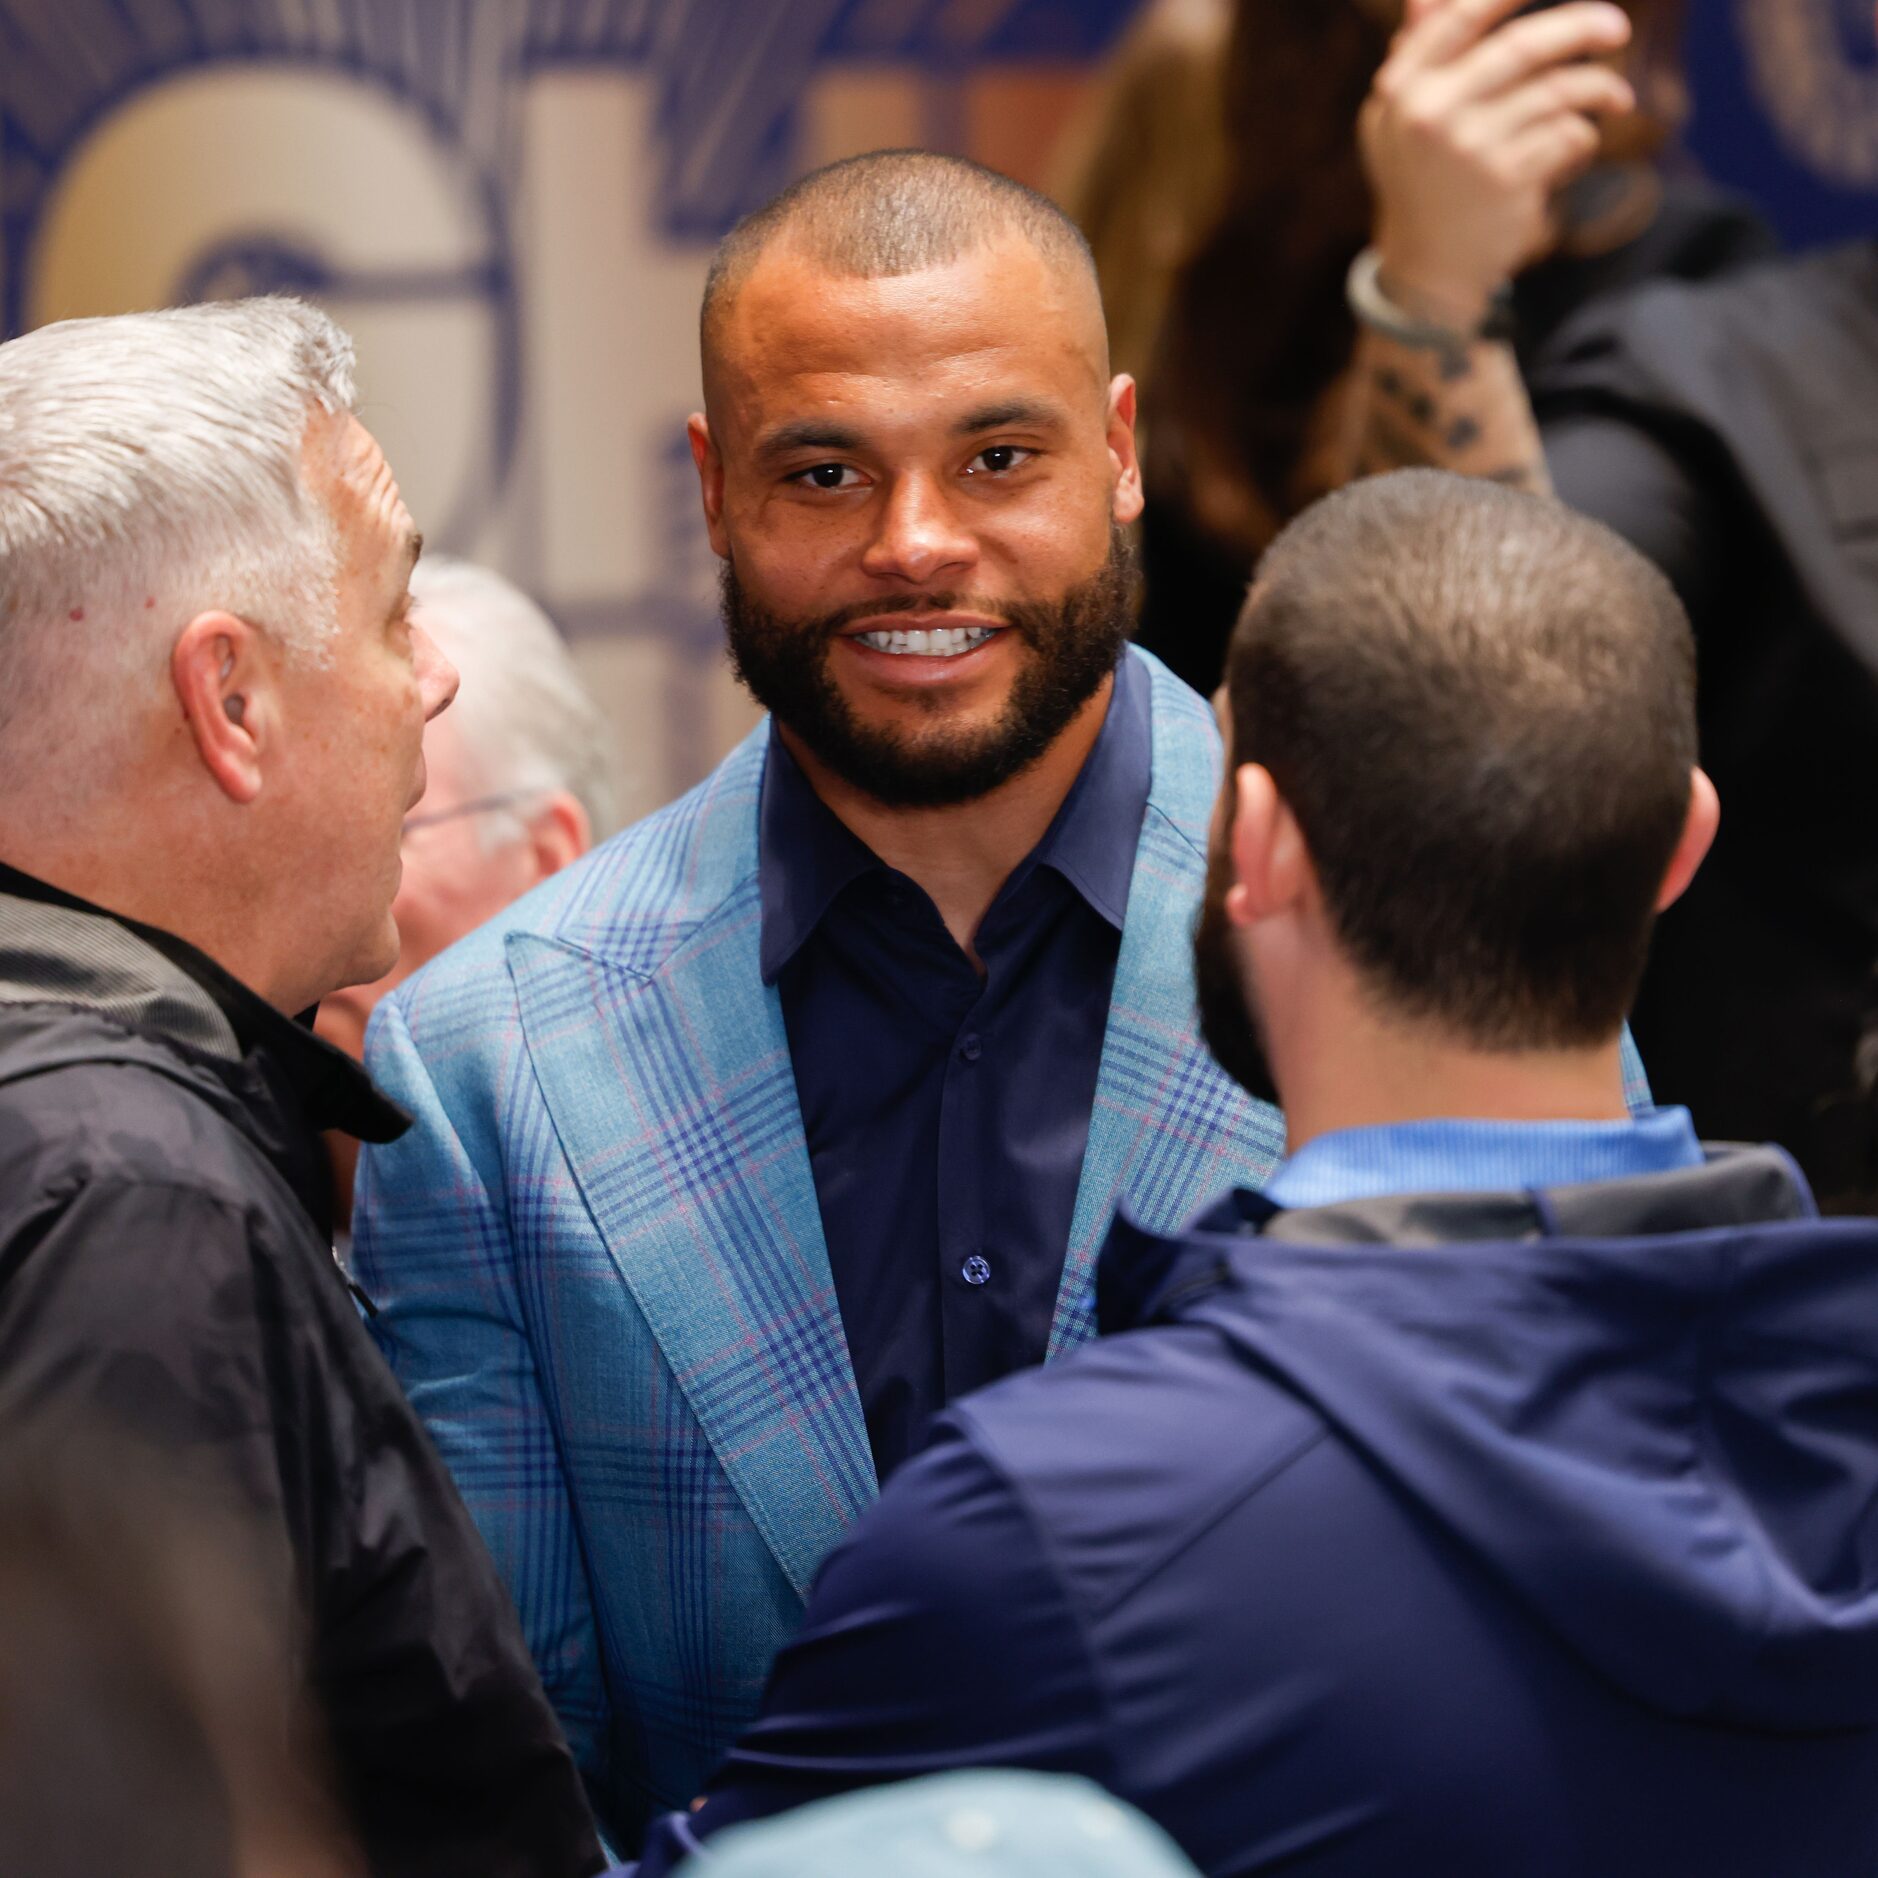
[1340,0,1637,494]
[1349,310,1550,494]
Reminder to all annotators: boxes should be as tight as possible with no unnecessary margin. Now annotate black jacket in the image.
[0,863,604,1878]
[1535,243,1878,1205]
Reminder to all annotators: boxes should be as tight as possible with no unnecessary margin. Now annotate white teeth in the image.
[856,625,997,657]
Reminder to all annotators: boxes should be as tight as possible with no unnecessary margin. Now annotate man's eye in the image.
[965,445,1032,477]
[792,463,863,491]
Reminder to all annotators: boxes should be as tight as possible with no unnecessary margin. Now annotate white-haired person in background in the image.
[0,299,603,1878]
[318,555,619,1230]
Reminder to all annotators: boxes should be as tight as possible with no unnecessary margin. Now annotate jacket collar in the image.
[0,859,407,1146]
[1096,1145,1819,1336]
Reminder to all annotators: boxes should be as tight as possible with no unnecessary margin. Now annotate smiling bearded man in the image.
[720,530,1136,809]
[353,150,1350,1850]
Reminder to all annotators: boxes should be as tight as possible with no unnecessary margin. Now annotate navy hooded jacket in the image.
[638,1147,1878,1875]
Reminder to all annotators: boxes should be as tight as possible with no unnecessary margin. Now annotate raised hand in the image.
[1360,0,1635,327]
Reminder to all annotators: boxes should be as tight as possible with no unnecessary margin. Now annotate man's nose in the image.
[860,473,978,586]
[415,625,460,721]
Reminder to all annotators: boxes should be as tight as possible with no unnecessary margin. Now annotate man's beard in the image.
[721,530,1137,810]
[1193,833,1281,1107]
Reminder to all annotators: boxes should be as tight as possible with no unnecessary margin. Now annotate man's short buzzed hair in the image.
[701,149,1098,351]
[1226,470,1699,1050]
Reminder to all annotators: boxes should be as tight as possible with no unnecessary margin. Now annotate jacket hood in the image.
[0,871,406,1146]
[0,998,242,1120]
[1121,1149,1878,1734]
[0,871,407,1241]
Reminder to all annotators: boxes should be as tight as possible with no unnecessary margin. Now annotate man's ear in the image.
[1106,374,1144,529]
[524,791,592,882]
[1225,762,1312,928]
[687,413,730,560]
[171,612,271,805]
[1656,766,1720,912]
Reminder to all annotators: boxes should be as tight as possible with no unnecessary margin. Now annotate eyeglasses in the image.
[401,789,546,843]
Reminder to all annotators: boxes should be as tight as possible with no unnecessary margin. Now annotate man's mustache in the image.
[822,594,1021,634]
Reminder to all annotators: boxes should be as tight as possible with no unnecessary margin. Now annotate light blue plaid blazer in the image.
[352,646,1649,1842]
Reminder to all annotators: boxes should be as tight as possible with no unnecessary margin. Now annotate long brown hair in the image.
[1053,0,1234,387]
[1150,0,1687,555]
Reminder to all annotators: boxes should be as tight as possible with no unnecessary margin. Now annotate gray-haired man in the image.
[0,300,602,1878]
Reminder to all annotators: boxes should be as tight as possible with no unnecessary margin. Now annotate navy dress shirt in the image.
[759,652,1151,1482]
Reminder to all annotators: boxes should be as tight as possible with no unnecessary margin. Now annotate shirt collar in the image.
[757,648,1150,982]
[0,858,407,1145]
[1264,1106,1707,1211]
[1021,645,1150,931]
[757,738,885,983]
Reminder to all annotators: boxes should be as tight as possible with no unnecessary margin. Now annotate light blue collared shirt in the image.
[1264,1107,1707,1211]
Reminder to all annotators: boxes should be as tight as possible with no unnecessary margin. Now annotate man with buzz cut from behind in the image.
[355,153,1657,1850]
[629,470,1878,1878]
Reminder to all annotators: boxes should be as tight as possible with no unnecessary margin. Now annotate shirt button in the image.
[958,1033,982,1062]
[961,1255,992,1286]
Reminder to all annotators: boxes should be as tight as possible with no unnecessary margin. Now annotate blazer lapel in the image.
[509,885,874,1601]
[1049,653,1287,1357]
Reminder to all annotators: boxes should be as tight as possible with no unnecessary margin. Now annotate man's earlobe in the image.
[687,413,731,560]
[1107,374,1144,529]
[1656,767,1720,912]
[172,613,265,806]
[1231,762,1317,928]
[526,792,592,882]
[1226,763,1277,926]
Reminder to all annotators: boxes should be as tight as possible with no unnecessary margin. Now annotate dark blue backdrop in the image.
[1684,0,1878,248]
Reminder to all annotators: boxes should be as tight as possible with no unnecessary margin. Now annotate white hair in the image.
[0,297,356,794]
[409,556,622,843]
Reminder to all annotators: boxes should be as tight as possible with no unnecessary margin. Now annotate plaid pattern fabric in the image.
[352,646,1650,1838]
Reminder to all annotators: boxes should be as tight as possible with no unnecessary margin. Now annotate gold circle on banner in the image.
[27,65,499,552]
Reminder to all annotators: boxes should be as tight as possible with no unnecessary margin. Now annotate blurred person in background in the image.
[1342,0,1878,1204]
[1113,0,1773,697]
[0,1427,356,1878]
[1052,0,1233,391]
[317,555,619,1232]
[0,300,603,1878]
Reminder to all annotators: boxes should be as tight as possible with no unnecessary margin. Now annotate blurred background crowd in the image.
[5,3,1878,1872]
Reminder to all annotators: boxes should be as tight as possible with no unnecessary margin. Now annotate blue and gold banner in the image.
[1686,0,1878,248]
